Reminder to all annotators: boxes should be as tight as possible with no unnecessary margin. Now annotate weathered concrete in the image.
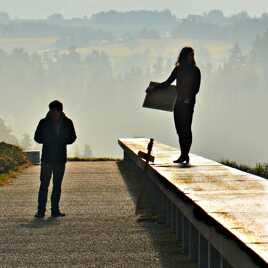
[119,138,268,268]
[0,161,197,267]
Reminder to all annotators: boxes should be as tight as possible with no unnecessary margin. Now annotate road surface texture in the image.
[0,161,197,268]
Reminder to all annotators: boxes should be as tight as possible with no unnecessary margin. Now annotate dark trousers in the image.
[173,100,195,156]
[37,162,65,213]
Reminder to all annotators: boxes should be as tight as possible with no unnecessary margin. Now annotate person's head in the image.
[48,100,63,121]
[176,47,195,66]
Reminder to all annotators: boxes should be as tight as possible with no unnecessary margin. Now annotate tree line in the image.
[1,10,268,47]
[1,20,268,160]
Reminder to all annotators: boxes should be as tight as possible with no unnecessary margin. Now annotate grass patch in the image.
[0,173,10,184]
[221,159,268,179]
[0,142,30,186]
[68,157,121,162]
[0,164,30,186]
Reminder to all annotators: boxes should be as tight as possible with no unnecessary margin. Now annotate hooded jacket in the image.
[34,112,77,163]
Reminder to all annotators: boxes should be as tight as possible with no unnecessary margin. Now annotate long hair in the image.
[176,47,195,66]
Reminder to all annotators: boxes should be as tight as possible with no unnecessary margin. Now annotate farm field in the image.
[0,36,58,52]
[76,38,233,62]
[0,36,232,66]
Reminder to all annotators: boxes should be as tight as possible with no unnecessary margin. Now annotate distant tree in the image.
[152,57,164,78]
[229,11,250,23]
[84,50,112,80]
[252,30,268,66]
[83,144,93,158]
[47,13,64,23]
[211,42,258,98]
[250,30,268,86]
[90,9,177,30]
[0,118,18,145]
[204,10,225,24]
[124,66,143,81]
[229,43,244,67]
[20,134,32,150]
[139,28,160,39]
[0,12,10,23]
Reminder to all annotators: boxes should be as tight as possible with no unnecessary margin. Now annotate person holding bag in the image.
[147,47,201,165]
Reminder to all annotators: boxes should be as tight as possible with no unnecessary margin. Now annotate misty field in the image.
[1,10,268,166]
[75,38,232,63]
[0,36,232,66]
[0,36,58,52]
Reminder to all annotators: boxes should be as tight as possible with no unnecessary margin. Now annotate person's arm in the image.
[34,120,45,144]
[65,120,77,145]
[147,67,177,92]
[194,67,201,95]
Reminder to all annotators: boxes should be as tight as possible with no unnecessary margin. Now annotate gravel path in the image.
[0,161,197,268]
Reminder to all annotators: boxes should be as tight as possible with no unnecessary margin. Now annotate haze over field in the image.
[0,4,268,166]
[1,0,268,18]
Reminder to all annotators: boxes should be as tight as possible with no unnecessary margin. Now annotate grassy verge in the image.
[0,142,30,186]
[0,165,29,186]
[68,157,121,162]
[220,159,268,179]
[0,173,11,185]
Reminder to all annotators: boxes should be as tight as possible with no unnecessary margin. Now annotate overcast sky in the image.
[1,0,268,19]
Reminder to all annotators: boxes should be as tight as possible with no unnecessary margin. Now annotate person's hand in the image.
[149,81,159,87]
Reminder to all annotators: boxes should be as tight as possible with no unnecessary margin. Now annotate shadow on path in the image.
[117,160,197,268]
[19,217,60,229]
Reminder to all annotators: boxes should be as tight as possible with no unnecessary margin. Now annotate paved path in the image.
[0,161,197,268]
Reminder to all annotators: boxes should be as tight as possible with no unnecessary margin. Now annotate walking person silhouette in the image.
[147,47,201,165]
[34,100,77,218]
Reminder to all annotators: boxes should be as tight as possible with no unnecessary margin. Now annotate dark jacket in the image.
[34,112,77,163]
[156,64,201,103]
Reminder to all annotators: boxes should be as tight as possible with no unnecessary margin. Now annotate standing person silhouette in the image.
[147,47,201,165]
[34,100,77,218]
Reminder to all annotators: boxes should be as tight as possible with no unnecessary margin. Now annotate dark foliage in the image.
[221,160,268,179]
[0,142,29,174]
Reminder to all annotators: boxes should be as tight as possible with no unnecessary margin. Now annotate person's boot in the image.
[34,211,45,218]
[174,138,191,165]
[51,210,66,218]
[174,137,188,163]
[173,154,186,163]
[173,154,189,164]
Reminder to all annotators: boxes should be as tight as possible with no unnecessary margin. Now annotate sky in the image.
[1,0,268,19]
